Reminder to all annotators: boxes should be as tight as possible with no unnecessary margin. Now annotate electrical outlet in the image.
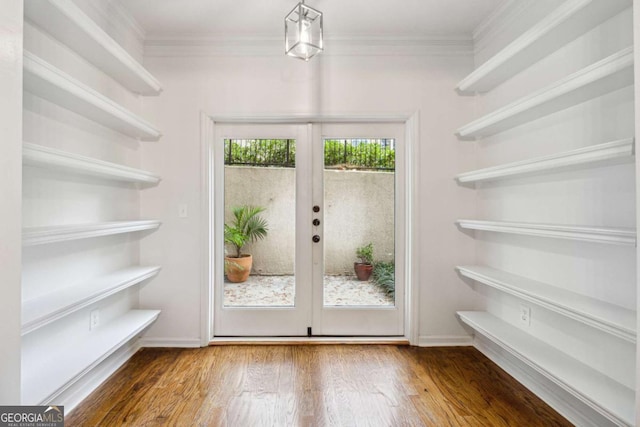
[519,305,531,327]
[90,309,100,330]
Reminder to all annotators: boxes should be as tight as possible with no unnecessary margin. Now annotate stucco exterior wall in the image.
[225,166,394,275]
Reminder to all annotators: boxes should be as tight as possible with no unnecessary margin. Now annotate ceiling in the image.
[118,0,503,40]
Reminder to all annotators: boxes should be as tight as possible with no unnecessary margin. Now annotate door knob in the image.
[313,219,320,226]
[312,235,321,243]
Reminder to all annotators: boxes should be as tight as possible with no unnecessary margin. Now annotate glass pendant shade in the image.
[285,1,323,61]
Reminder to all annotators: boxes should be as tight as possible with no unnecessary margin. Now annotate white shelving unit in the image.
[456,0,631,94]
[456,266,636,342]
[22,309,161,404]
[23,143,161,184]
[23,220,161,246]
[455,138,634,183]
[22,266,161,335]
[457,311,634,426]
[23,51,162,141]
[456,219,636,246]
[455,47,634,140]
[24,0,162,95]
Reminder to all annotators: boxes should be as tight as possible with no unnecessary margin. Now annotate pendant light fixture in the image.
[284,0,323,61]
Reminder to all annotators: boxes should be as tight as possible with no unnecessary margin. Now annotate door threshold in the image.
[209,337,410,346]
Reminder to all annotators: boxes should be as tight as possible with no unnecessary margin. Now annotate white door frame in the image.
[199,112,421,345]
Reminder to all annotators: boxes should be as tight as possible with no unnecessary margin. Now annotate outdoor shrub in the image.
[372,261,395,297]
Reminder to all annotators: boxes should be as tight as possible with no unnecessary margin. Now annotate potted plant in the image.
[224,205,268,283]
[354,242,374,281]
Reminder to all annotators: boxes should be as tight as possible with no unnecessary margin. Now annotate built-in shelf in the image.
[23,51,162,141]
[455,138,635,183]
[24,0,162,95]
[457,311,634,426]
[22,309,160,404]
[457,266,636,342]
[456,0,631,94]
[22,266,161,335]
[455,47,634,140]
[23,142,161,184]
[23,220,161,246]
[456,219,636,246]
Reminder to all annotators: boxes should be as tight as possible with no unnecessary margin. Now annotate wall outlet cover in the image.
[519,305,531,326]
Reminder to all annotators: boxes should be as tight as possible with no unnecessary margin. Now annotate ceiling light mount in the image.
[285,0,323,61]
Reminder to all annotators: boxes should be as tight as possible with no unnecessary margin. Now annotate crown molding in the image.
[83,0,146,60]
[143,35,474,58]
[472,0,533,56]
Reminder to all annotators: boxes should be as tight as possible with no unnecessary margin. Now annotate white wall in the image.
[0,0,23,405]
[469,0,635,413]
[139,49,482,343]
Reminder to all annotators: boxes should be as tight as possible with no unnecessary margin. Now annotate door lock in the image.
[312,235,321,243]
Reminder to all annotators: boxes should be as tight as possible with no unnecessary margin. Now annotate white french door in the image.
[213,122,405,337]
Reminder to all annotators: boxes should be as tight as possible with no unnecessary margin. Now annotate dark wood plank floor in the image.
[66,345,571,426]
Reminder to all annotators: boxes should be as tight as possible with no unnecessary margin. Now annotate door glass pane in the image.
[223,139,296,307]
[323,138,395,306]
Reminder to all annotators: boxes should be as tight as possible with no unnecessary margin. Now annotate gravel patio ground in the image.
[224,275,394,307]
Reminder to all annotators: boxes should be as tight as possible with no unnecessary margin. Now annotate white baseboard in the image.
[418,334,473,347]
[474,335,619,427]
[48,340,141,415]
[138,337,202,348]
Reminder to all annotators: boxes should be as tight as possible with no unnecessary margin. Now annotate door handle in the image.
[312,235,321,243]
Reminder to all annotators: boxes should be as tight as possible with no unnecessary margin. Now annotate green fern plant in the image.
[224,205,269,258]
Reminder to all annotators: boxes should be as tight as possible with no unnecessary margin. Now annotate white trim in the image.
[23,51,162,141]
[23,220,161,246]
[144,36,473,58]
[24,0,160,95]
[405,112,421,346]
[200,113,419,344]
[417,335,473,347]
[474,335,619,427]
[23,142,161,184]
[138,337,202,348]
[472,0,532,56]
[200,112,215,346]
[455,138,635,183]
[459,311,634,426]
[22,266,161,335]
[457,265,636,342]
[55,339,141,415]
[23,309,160,404]
[461,0,631,94]
[456,219,636,246]
[209,337,408,345]
[456,47,634,140]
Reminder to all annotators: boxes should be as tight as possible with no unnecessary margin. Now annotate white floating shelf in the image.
[456,219,636,246]
[456,47,634,140]
[458,311,634,426]
[457,266,636,342]
[23,51,162,141]
[22,266,161,335]
[22,309,160,404]
[24,0,162,95]
[23,142,161,184]
[23,220,161,246]
[455,138,634,183]
[456,0,631,94]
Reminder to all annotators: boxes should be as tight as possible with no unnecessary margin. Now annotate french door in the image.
[213,122,405,337]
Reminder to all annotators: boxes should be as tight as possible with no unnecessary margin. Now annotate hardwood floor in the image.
[66,345,571,426]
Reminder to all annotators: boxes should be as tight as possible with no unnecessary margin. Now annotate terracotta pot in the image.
[354,262,373,281]
[225,254,253,283]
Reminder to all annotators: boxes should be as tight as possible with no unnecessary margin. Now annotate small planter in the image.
[225,254,253,283]
[354,262,373,281]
